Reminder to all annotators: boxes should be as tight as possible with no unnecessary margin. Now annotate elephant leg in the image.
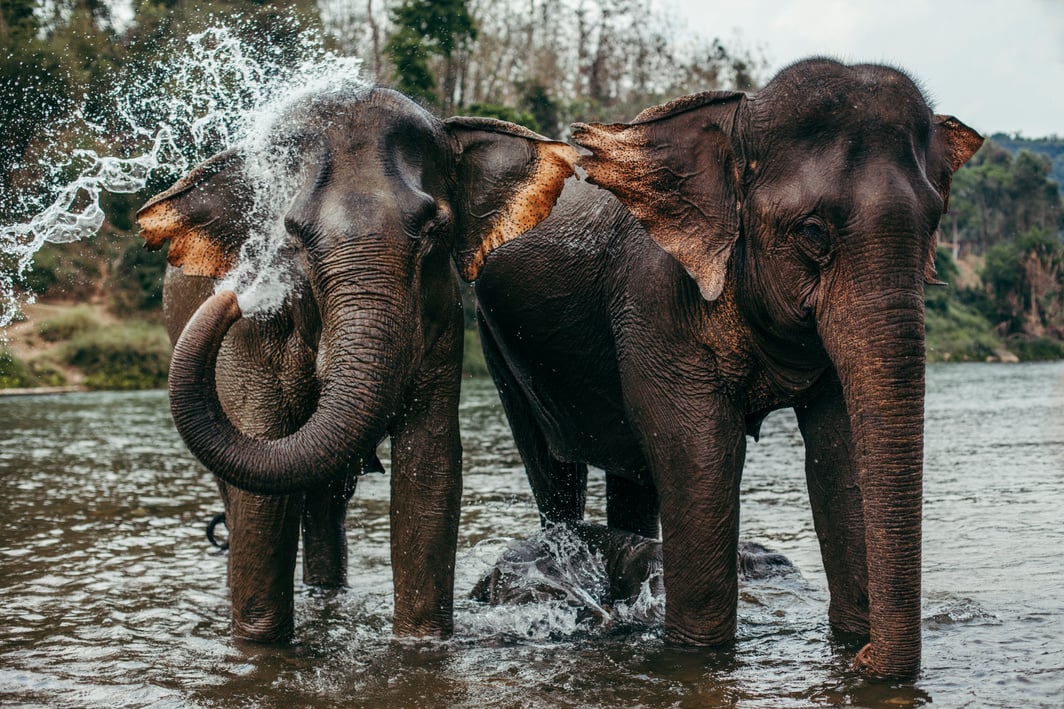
[387,360,463,636]
[478,314,587,525]
[301,469,358,588]
[606,472,660,537]
[223,481,304,643]
[794,369,869,639]
[628,378,746,646]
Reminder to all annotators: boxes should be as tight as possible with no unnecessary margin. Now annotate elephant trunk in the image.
[822,280,926,679]
[169,286,404,496]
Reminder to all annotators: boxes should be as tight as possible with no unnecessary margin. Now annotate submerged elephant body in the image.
[472,523,794,627]
[475,59,982,678]
[139,87,576,642]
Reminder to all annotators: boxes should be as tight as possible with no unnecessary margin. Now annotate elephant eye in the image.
[794,218,833,262]
[417,203,452,240]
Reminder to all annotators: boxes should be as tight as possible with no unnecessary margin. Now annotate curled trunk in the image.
[169,290,397,495]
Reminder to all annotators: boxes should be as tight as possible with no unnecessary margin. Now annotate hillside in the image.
[989,133,1064,194]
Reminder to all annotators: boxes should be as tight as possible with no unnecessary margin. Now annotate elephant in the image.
[473,58,983,678]
[135,86,577,643]
[471,523,794,628]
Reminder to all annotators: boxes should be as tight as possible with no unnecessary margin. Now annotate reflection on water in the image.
[1,364,1063,707]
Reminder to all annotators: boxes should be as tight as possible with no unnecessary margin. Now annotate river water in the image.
[1,363,1062,707]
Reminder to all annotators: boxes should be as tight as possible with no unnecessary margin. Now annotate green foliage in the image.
[925,249,1003,360]
[390,0,477,58]
[0,347,37,388]
[36,305,100,342]
[465,103,540,133]
[386,0,476,110]
[61,322,171,390]
[982,229,1064,337]
[941,140,1064,256]
[108,238,168,315]
[924,293,1004,362]
[28,359,67,386]
[385,25,437,105]
[990,133,1064,195]
[21,242,104,299]
[519,82,561,138]
[1006,335,1064,361]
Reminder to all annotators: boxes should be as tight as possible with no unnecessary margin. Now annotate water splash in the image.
[0,20,368,329]
[465,524,666,637]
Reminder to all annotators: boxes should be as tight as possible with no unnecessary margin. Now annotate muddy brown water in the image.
[1,363,1062,707]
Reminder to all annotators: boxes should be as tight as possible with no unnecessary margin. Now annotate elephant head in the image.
[137,87,577,497]
[571,58,982,678]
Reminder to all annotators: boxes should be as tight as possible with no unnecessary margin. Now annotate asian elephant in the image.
[136,87,576,642]
[471,523,794,628]
[473,58,982,678]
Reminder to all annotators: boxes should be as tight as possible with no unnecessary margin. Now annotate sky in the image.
[666,0,1064,138]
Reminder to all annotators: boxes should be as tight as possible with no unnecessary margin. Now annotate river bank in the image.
[4,284,1063,393]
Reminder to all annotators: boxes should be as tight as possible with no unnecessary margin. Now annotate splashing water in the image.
[466,524,666,638]
[0,20,368,329]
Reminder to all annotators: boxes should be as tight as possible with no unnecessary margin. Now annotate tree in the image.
[983,229,1064,338]
[386,0,477,112]
[940,140,1064,257]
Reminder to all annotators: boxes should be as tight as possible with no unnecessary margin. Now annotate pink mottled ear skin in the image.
[446,116,578,282]
[136,149,249,278]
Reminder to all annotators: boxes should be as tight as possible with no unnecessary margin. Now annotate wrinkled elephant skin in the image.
[137,87,577,642]
[475,59,982,679]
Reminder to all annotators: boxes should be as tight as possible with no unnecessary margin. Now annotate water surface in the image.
[1,363,1062,707]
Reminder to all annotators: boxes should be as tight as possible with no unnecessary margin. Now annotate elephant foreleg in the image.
[301,469,358,588]
[631,383,746,647]
[223,483,304,643]
[387,363,463,637]
[795,369,870,640]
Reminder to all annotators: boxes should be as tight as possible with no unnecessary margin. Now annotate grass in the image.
[924,294,1005,362]
[0,347,39,388]
[61,322,172,390]
[1006,335,1064,361]
[36,305,100,343]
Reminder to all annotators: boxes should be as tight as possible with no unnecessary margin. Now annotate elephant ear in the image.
[924,115,982,285]
[446,117,579,281]
[571,91,745,301]
[136,149,252,278]
[931,115,983,213]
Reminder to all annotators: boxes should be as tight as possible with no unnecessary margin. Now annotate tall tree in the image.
[386,0,476,112]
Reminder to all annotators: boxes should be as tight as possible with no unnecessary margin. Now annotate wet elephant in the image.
[474,59,982,678]
[137,87,576,642]
[472,523,794,627]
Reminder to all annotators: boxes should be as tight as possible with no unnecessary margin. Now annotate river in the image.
[1,363,1062,707]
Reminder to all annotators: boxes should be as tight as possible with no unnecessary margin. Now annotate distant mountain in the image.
[990,133,1064,194]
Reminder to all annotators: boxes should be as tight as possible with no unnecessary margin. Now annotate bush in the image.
[0,347,38,388]
[925,292,1004,362]
[62,322,171,390]
[29,359,67,387]
[20,241,103,300]
[36,305,100,342]
[108,237,168,316]
[1007,335,1064,361]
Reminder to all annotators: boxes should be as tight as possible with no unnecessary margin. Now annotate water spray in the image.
[0,21,367,330]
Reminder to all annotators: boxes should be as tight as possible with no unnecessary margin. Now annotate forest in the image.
[1,0,1063,390]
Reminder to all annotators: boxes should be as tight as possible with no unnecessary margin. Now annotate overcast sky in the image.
[665,0,1064,138]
